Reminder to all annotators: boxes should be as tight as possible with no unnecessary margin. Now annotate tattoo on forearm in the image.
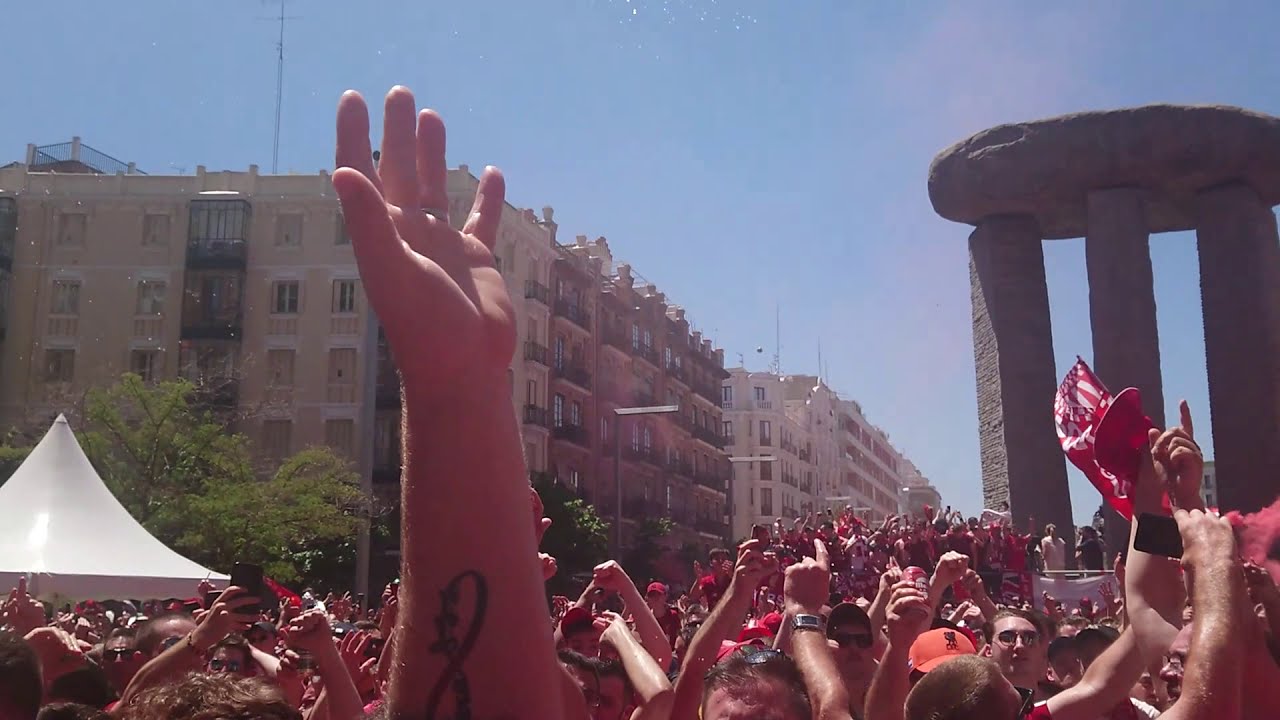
[425,570,488,720]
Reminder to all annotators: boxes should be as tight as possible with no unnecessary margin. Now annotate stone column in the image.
[969,215,1075,539]
[1085,188,1165,546]
[1195,183,1280,513]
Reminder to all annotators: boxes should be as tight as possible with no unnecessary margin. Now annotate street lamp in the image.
[613,404,680,554]
[727,454,777,541]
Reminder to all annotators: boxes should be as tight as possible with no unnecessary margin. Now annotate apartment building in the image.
[537,236,732,555]
[1202,460,1217,509]
[0,139,560,586]
[900,459,942,518]
[722,370,921,538]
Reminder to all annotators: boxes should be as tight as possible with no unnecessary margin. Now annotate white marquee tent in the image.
[0,414,227,602]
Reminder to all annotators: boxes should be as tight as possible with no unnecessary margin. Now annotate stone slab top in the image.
[928,104,1280,239]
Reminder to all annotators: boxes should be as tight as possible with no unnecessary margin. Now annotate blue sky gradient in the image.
[5,1,1278,523]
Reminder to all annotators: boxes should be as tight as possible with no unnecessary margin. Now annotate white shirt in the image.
[1041,536,1067,572]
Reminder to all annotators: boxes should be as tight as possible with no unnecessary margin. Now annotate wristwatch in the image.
[792,613,824,633]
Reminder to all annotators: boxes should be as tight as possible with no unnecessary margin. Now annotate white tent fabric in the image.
[0,414,227,603]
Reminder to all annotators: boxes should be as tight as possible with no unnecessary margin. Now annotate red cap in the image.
[715,638,766,663]
[759,611,784,637]
[737,625,773,643]
[646,582,667,596]
[908,628,977,674]
[560,606,593,636]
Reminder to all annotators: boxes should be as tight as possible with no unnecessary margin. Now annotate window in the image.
[130,349,161,382]
[554,336,565,368]
[262,420,292,458]
[754,386,766,403]
[761,462,773,481]
[643,329,652,348]
[643,425,652,450]
[721,386,733,404]
[52,280,80,315]
[722,420,733,438]
[44,349,75,382]
[664,347,672,366]
[325,419,356,458]
[600,417,609,444]
[631,422,640,451]
[273,281,299,314]
[135,280,166,315]
[190,200,248,242]
[553,394,565,427]
[57,213,87,246]
[328,348,357,386]
[571,400,582,426]
[759,420,772,445]
[632,323,640,349]
[569,468,581,489]
[761,488,774,516]
[526,379,537,405]
[332,279,357,313]
[267,349,295,386]
[143,214,169,247]
[275,213,303,247]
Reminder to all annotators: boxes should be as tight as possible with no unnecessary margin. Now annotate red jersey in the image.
[698,574,730,610]
[656,606,681,646]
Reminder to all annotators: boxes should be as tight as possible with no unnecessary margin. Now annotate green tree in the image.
[76,374,375,584]
[0,445,31,490]
[532,474,609,593]
[623,518,674,587]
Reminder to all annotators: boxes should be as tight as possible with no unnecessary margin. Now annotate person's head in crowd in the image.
[643,582,667,615]
[0,632,42,720]
[1044,523,1057,538]
[827,603,876,678]
[36,703,109,720]
[46,663,114,709]
[560,607,601,658]
[708,548,732,581]
[118,673,301,720]
[1047,636,1082,689]
[1131,670,1160,710]
[133,613,196,658]
[701,647,810,720]
[101,628,144,694]
[983,608,1051,690]
[207,636,252,677]
[904,654,1034,720]
[1080,526,1098,540]
[1159,623,1192,704]
[908,628,978,686]
[245,622,278,655]
[1072,625,1118,669]
[558,650,634,720]
[1056,616,1089,638]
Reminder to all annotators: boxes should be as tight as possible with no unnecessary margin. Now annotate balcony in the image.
[667,457,695,478]
[694,472,725,492]
[623,497,664,518]
[553,299,592,331]
[695,517,729,537]
[552,423,590,448]
[665,361,686,383]
[187,199,251,269]
[602,326,629,352]
[623,445,662,467]
[524,341,549,367]
[632,392,658,408]
[523,404,549,428]
[632,342,659,368]
[181,313,242,341]
[188,378,239,408]
[759,435,773,447]
[694,382,720,403]
[524,280,550,306]
[799,448,812,462]
[552,363,593,392]
[780,439,798,455]
[693,425,725,450]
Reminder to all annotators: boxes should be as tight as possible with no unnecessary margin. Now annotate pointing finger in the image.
[1179,400,1194,441]
[814,539,829,570]
[462,166,505,251]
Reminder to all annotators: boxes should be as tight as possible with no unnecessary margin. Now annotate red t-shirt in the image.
[698,574,730,610]
[656,605,681,646]
[1027,703,1052,720]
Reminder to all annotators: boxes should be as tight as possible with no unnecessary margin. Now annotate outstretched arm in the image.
[335,87,562,719]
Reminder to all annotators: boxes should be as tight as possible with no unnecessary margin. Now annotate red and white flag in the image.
[1054,358,1158,520]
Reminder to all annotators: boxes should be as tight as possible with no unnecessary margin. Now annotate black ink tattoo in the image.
[425,570,488,720]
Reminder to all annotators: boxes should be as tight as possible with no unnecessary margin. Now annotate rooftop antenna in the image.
[260,0,301,174]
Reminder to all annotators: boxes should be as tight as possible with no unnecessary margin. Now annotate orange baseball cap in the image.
[908,628,977,674]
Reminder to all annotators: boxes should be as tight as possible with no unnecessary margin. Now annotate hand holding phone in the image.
[229,563,266,615]
[1133,513,1184,559]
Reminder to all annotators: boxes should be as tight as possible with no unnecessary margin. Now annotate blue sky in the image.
[5,1,1278,524]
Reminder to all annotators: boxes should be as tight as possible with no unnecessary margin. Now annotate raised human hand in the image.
[192,587,258,649]
[931,551,970,589]
[591,561,636,596]
[783,539,831,616]
[884,581,932,648]
[1,577,45,637]
[23,627,90,689]
[333,87,512,399]
[731,540,780,595]
[285,609,336,655]
[1148,401,1204,509]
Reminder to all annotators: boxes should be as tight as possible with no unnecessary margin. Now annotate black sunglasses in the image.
[831,631,874,649]
[743,648,786,665]
[103,648,133,662]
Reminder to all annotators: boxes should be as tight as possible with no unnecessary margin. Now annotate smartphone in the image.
[365,636,385,660]
[356,592,366,611]
[204,590,221,610]
[1133,513,1183,558]
[230,562,265,615]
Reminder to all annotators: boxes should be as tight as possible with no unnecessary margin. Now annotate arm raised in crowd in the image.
[592,561,673,671]
[669,540,777,719]
[864,581,932,720]
[333,86,562,719]
[1161,508,1245,720]
[599,611,674,720]
[1125,402,1201,663]
[784,540,853,720]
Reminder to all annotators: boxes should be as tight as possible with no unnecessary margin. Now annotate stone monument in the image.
[929,104,1280,537]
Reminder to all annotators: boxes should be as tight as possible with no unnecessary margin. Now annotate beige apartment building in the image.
[900,458,943,518]
[721,369,927,538]
[0,139,561,588]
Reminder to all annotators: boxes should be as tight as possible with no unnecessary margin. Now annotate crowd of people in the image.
[0,86,1273,719]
